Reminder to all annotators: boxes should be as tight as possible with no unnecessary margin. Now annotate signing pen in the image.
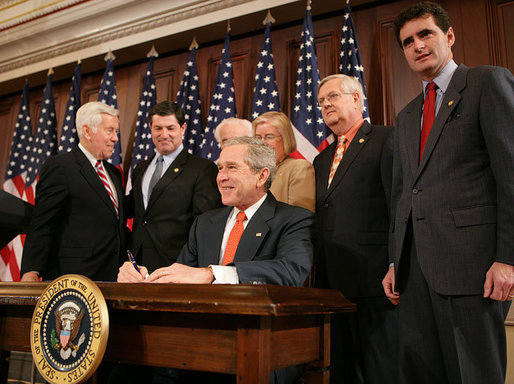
[127,250,149,280]
[127,250,140,272]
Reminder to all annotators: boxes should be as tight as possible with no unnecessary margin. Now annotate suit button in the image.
[324,203,329,208]
[412,188,418,194]
[143,220,148,225]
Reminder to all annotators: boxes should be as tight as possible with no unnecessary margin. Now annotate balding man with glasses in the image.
[313,74,397,383]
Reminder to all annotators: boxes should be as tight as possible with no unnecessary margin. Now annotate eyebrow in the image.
[401,28,434,47]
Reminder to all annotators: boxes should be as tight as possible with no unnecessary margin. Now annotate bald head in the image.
[214,118,253,146]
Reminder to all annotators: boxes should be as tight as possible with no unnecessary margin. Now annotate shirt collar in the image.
[155,144,184,166]
[423,59,458,94]
[229,193,267,223]
[337,117,364,146]
[78,143,100,168]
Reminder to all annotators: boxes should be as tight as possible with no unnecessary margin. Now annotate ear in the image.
[353,92,361,109]
[256,167,270,188]
[446,26,455,48]
[81,125,92,141]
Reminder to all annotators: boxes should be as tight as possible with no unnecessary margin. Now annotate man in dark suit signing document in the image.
[119,136,313,384]
[382,2,514,383]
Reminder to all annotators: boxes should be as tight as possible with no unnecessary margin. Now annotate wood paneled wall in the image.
[0,0,512,184]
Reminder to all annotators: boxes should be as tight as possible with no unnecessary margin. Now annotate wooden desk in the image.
[0,283,354,383]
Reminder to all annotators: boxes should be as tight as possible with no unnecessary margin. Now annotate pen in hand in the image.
[127,250,148,279]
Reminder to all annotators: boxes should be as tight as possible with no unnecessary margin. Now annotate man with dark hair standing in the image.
[129,101,221,273]
[21,101,126,282]
[314,74,396,384]
[383,2,514,383]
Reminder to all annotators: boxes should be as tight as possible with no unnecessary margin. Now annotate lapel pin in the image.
[448,100,454,106]
[359,138,365,143]
[174,168,179,173]
[256,233,262,237]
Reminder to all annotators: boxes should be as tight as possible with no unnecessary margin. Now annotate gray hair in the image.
[214,117,253,143]
[223,136,276,190]
[76,101,119,140]
[318,74,365,113]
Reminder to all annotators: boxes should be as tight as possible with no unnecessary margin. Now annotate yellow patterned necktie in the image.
[328,135,347,187]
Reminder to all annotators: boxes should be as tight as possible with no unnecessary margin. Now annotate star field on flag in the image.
[251,22,280,121]
[59,62,81,153]
[176,47,203,155]
[199,31,236,161]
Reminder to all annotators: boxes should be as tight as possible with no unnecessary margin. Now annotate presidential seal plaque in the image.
[30,274,109,384]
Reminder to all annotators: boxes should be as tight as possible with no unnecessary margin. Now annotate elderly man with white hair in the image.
[21,101,127,282]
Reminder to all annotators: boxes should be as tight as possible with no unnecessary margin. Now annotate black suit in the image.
[21,146,126,281]
[130,149,221,272]
[314,121,397,384]
[391,64,514,383]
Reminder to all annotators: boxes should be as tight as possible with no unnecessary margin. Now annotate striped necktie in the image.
[95,160,119,217]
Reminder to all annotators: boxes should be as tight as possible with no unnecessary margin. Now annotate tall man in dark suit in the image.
[119,137,313,384]
[129,101,221,273]
[314,74,396,384]
[382,2,514,383]
[21,101,126,282]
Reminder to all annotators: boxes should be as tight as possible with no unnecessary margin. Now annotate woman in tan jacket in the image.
[252,111,315,212]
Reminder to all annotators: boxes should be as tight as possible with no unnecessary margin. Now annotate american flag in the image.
[1,82,33,281]
[126,54,157,194]
[340,1,369,121]
[59,62,81,153]
[251,22,280,120]
[199,31,236,161]
[290,7,328,163]
[25,72,58,199]
[98,55,123,170]
[176,47,203,155]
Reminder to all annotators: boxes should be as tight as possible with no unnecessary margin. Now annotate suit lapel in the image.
[316,142,336,203]
[403,93,424,178]
[205,207,232,265]
[326,122,372,199]
[133,156,152,215]
[233,194,274,263]
[416,65,467,178]
[146,149,188,212]
[73,148,117,217]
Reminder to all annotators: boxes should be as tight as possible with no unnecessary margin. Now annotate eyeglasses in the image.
[255,134,280,142]
[318,92,352,107]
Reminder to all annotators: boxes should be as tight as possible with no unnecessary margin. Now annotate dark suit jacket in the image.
[177,193,314,287]
[130,149,221,272]
[390,64,514,295]
[314,122,393,298]
[21,146,126,281]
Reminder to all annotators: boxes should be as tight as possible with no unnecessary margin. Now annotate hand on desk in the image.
[147,263,214,284]
[117,261,149,282]
[21,272,42,282]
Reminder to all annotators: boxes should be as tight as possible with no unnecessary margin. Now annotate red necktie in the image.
[95,160,119,217]
[419,82,437,162]
[222,211,246,265]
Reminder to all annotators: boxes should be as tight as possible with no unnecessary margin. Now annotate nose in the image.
[217,169,228,181]
[413,38,425,52]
